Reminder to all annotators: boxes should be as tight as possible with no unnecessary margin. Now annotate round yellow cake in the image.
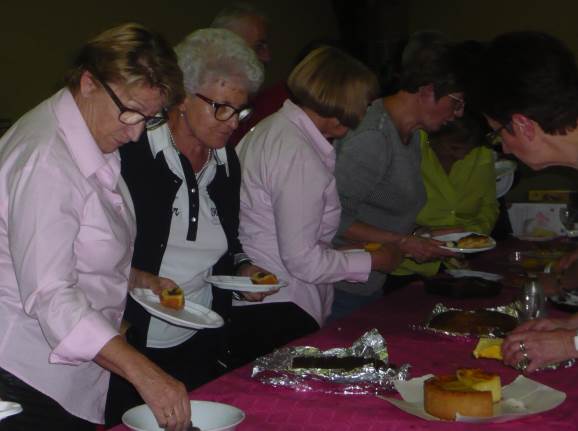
[424,369,500,420]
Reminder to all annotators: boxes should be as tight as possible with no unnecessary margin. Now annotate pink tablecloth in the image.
[110,241,578,431]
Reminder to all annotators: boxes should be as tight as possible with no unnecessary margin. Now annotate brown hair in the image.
[287,46,378,129]
[65,23,185,108]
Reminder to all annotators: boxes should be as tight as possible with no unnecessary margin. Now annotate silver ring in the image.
[516,356,529,371]
[164,409,175,418]
[519,341,527,354]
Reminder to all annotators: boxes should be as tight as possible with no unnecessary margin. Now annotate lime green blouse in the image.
[394,137,499,277]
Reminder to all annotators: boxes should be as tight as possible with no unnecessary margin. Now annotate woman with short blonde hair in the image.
[288,46,379,129]
[230,47,401,367]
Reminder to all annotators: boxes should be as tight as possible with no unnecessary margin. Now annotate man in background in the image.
[212,3,289,147]
[211,2,271,65]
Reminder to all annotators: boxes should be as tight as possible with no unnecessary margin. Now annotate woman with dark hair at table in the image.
[396,111,499,277]
[330,32,462,319]
[475,32,578,373]
[105,28,266,426]
[0,23,192,431]
[230,46,403,367]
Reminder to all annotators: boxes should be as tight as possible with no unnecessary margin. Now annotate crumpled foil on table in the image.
[410,302,520,339]
[413,303,576,371]
[251,328,410,395]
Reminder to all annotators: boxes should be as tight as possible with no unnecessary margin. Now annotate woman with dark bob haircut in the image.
[230,46,403,367]
[0,23,192,431]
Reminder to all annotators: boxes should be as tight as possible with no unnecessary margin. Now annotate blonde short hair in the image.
[65,23,185,108]
[287,46,378,129]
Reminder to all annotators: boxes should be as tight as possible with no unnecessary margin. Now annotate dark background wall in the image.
[1,0,576,198]
[408,0,578,199]
[0,0,339,120]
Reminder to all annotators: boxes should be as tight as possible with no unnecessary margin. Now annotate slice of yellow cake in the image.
[424,368,501,420]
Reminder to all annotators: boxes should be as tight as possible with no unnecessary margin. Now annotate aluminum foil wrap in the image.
[413,304,576,371]
[411,302,520,338]
[251,328,410,395]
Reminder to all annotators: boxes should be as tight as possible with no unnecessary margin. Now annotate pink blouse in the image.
[235,100,371,325]
[0,89,136,423]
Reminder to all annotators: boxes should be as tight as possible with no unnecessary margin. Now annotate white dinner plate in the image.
[383,374,565,423]
[129,289,224,329]
[433,232,496,253]
[0,401,22,421]
[549,291,578,312]
[445,269,503,281]
[514,234,558,242]
[122,400,245,431]
[495,159,517,178]
[205,275,287,292]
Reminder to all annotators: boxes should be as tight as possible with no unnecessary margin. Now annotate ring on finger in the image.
[164,409,175,418]
[519,341,527,354]
[516,356,529,371]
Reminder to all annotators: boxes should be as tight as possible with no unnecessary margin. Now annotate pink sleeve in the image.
[50,311,117,365]
[269,141,371,284]
[9,157,118,364]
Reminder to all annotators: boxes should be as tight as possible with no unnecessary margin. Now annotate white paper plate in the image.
[433,232,496,253]
[549,291,578,311]
[122,400,245,431]
[205,275,287,292]
[129,289,224,329]
[445,269,503,282]
[495,160,517,199]
[0,401,22,421]
[381,374,565,423]
[514,234,558,242]
[495,159,517,178]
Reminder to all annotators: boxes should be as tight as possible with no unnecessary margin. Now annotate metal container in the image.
[518,277,546,321]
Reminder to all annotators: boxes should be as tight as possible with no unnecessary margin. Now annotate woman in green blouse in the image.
[398,111,499,277]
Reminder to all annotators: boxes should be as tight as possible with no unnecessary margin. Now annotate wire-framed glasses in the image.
[485,122,512,145]
[448,93,465,114]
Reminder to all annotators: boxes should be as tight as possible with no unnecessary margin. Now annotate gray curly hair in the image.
[174,28,264,95]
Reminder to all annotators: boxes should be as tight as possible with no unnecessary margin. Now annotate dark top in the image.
[119,132,243,344]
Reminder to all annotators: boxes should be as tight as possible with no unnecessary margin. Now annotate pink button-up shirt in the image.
[0,89,136,423]
[236,100,371,325]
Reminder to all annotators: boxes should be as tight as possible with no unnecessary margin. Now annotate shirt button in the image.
[191,188,196,193]
[191,217,197,222]
[160,243,165,249]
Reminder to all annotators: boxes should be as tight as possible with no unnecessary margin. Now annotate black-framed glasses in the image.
[448,93,465,114]
[195,93,252,122]
[486,122,512,145]
[97,78,167,130]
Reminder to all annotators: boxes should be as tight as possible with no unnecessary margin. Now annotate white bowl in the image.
[122,400,245,431]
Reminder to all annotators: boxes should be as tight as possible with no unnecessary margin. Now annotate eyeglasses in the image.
[97,78,167,130]
[195,93,252,122]
[448,93,465,113]
[485,122,512,145]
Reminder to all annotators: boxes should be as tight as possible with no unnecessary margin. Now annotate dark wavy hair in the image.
[476,31,578,135]
[399,31,465,99]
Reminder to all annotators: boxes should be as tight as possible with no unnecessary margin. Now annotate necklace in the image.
[167,126,212,173]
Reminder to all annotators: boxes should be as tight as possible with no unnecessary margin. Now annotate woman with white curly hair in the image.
[105,28,265,427]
